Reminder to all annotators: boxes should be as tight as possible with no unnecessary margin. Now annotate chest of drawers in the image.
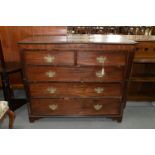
[19,35,136,123]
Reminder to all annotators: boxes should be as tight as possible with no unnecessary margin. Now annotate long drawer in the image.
[24,50,74,65]
[31,98,121,116]
[77,51,126,66]
[29,83,122,98]
[26,66,124,82]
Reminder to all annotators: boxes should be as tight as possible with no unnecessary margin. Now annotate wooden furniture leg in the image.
[112,116,122,123]
[8,109,15,129]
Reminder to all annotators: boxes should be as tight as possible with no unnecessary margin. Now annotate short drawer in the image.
[30,83,122,98]
[24,50,74,65]
[77,51,126,66]
[26,66,124,82]
[30,98,121,116]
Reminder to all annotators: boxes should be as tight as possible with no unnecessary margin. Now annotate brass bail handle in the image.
[49,104,58,111]
[47,87,57,94]
[46,71,56,78]
[96,56,106,64]
[94,104,102,111]
[44,55,55,63]
[96,56,106,78]
[94,87,104,94]
[96,68,105,78]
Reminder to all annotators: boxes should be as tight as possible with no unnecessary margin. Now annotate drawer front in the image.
[30,83,122,98]
[26,66,124,82]
[77,51,126,66]
[31,98,121,116]
[24,50,74,65]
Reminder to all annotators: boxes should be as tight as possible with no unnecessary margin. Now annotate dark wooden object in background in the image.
[0,40,26,111]
[68,26,154,35]
[19,35,136,123]
[128,40,155,101]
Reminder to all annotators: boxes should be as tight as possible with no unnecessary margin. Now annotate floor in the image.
[0,90,155,129]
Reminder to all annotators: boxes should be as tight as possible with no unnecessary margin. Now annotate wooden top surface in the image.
[18,35,137,44]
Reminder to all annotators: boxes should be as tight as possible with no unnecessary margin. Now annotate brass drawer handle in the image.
[96,56,106,64]
[49,104,58,111]
[94,87,104,94]
[46,71,56,78]
[44,55,55,63]
[47,87,56,94]
[94,104,102,111]
[96,68,105,78]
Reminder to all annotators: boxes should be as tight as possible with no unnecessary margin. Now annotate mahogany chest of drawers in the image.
[18,35,136,122]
